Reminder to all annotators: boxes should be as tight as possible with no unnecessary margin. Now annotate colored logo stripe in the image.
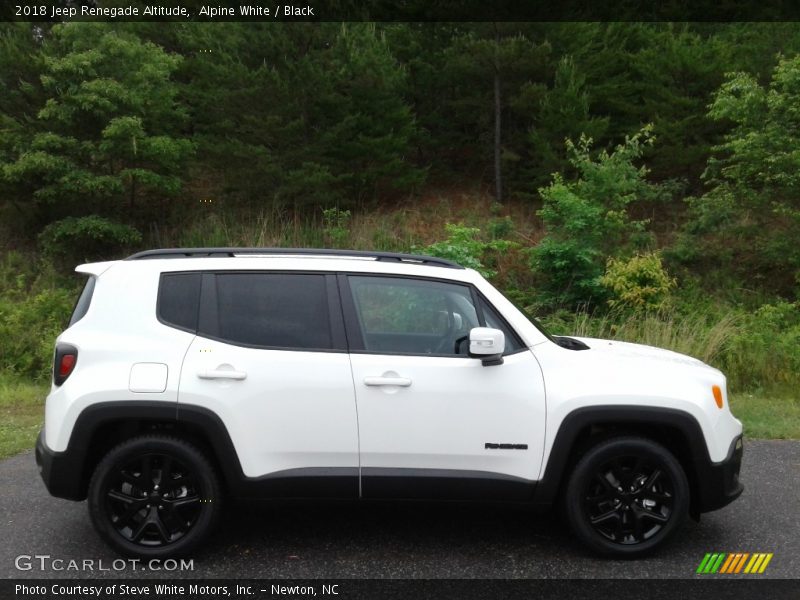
[696,553,713,573]
[722,553,745,573]
[733,553,749,573]
[697,552,773,574]
[719,553,736,573]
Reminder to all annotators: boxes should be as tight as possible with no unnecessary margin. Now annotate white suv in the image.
[36,248,744,558]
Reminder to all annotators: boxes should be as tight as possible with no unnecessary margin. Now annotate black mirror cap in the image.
[479,354,504,367]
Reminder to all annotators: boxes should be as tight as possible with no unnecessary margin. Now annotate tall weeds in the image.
[567,310,739,365]
[546,306,800,392]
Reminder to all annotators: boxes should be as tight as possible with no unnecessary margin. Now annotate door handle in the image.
[198,369,247,380]
[363,376,412,387]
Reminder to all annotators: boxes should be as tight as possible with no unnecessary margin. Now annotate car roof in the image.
[79,248,480,284]
[126,248,463,269]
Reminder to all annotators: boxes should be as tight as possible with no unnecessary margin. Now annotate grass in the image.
[729,389,800,440]
[0,375,47,459]
[154,187,541,253]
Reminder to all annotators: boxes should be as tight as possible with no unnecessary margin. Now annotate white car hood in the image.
[570,336,713,370]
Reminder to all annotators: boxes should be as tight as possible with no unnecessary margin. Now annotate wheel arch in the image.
[534,406,711,514]
[47,401,244,500]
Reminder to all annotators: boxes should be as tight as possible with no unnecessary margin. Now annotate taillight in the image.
[53,344,78,386]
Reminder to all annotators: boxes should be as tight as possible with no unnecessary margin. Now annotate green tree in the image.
[317,24,424,203]
[544,24,738,190]
[515,55,609,192]
[629,25,729,187]
[679,55,800,294]
[1,23,192,226]
[442,24,551,203]
[175,23,422,211]
[171,23,291,207]
[0,24,45,228]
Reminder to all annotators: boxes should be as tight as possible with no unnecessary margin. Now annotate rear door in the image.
[341,274,546,501]
[176,271,359,497]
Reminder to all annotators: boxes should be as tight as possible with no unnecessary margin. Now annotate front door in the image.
[340,274,546,500]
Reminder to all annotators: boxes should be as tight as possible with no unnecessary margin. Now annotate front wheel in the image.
[88,435,222,558]
[564,436,689,557]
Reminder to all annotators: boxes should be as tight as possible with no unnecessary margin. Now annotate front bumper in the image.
[693,434,744,513]
[35,429,85,501]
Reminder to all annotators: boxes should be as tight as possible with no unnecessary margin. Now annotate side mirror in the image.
[469,327,505,366]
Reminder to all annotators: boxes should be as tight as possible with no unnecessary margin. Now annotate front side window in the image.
[348,276,480,356]
[211,273,332,350]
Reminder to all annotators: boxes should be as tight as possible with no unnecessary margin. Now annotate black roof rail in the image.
[125,248,464,269]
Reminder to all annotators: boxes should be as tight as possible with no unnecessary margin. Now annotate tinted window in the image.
[69,276,96,327]
[158,273,201,332]
[213,273,332,350]
[349,276,479,355]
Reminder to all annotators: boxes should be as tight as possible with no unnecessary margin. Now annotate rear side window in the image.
[210,273,332,350]
[69,276,96,327]
[158,273,202,332]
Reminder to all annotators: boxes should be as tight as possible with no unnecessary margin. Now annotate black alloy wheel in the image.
[88,435,221,558]
[105,453,201,546]
[564,437,689,557]
[583,455,674,544]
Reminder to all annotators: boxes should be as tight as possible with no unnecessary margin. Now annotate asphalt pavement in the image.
[1,440,798,579]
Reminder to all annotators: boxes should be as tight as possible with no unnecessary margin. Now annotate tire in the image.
[563,436,689,557]
[88,435,222,558]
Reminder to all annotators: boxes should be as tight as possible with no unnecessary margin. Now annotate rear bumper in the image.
[35,429,85,501]
[693,435,744,513]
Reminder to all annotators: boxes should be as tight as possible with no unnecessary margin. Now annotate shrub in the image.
[39,215,142,267]
[487,215,514,240]
[0,251,76,379]
[322,207,352,248]
[420,223,517,278]
[530,126,671,309]
[600,253,675,313]
[0,250,32,298]
[724,302,800,389]
[0,287,75,380]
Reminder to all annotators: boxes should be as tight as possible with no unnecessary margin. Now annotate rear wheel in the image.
[564,437,689,557]
[88,435,221,558]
